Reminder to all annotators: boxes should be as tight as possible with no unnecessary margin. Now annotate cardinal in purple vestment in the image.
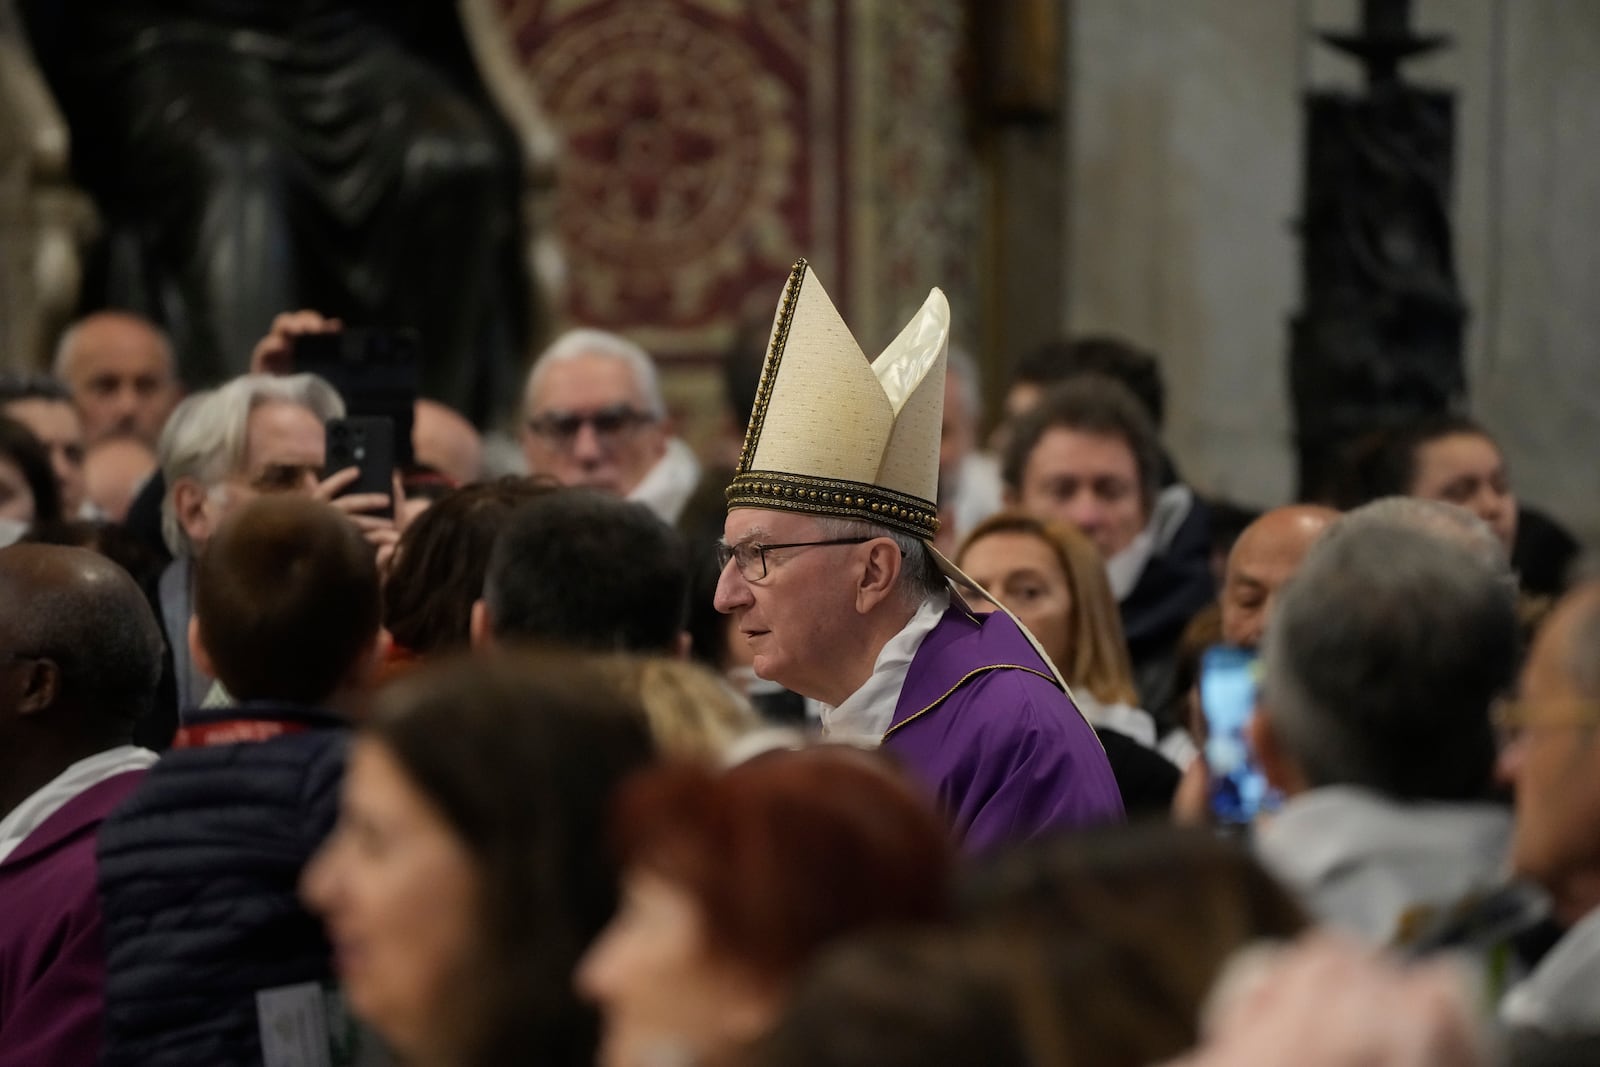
[715,260,1122,851]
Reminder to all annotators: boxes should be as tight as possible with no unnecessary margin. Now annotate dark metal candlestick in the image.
[1289,0,1466,501]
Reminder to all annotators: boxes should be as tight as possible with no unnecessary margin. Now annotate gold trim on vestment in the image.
[880,664,1060,742]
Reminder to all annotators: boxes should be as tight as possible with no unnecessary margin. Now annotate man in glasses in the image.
[1499,581,1600,1055]
[519,329,700,524]
[156,374,395,719]
[716,260,1122,853]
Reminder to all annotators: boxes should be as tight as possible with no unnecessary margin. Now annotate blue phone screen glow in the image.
[1199,645,1278,824]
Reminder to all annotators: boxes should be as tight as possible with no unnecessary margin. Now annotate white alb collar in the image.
[815,591,951,746]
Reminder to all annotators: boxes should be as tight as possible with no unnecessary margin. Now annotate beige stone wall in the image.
[1066,0,1600,544]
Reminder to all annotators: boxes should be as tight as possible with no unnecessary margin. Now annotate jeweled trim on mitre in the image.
[725,469,939,542]
[734,258,807,477]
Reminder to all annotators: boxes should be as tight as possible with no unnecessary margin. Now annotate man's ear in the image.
[172,477,214,550]
[470,598,494,650]
[1001,484,1019,508]
[187,615,216,681]
[1248,705,1304,797]
[14,658,60,717]
[673,630,692,661]
[854,539,904,615]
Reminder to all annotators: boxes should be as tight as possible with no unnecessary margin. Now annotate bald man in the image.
[83,436,159,525]
[54,312,182,446]
[0,544,166,1066]
[413,398,483,486]
[1220,505,1338,649]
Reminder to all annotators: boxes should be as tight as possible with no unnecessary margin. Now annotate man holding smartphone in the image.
[156,374,399,722]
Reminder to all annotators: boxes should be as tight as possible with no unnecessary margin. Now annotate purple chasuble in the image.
[0,769,147,1067]
[883,606,1124,852]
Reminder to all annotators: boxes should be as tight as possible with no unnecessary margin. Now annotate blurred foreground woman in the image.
[301,655,656,1067]
[577,747,954,1067]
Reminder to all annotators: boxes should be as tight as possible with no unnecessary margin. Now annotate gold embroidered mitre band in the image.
[726,259,949,541]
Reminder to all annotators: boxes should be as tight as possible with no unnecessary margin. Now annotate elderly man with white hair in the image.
[157,373,393,713]
[518,329,700,523]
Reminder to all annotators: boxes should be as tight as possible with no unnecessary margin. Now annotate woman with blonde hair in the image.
[958,512,1151,739]
[958,511,1179,813]
[601,655,766,763]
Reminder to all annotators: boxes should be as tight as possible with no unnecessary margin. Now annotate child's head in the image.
[193,495,380,706]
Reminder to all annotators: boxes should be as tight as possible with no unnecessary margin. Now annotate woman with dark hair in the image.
[1366,413,1578,598]
[379,477,553,666]
[0,414,63,539]
[576,746,954,1067]
[300,654,657,1067]
[1368,413,1518,553]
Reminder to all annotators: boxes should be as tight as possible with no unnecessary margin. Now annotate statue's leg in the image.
[95,49,303,387]
[357,50,522,426]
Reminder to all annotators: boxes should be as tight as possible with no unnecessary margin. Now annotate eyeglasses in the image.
[715,537,874,582]
[1490,698,1600,747]
[248,463,322,493]
[525,405,655,449]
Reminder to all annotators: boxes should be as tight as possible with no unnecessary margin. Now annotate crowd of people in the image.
[0,259,1596,1067]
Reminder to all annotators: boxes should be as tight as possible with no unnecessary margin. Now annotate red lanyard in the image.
[172,718,312,749]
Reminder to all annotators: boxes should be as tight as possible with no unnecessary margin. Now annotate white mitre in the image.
[726,258,948,540]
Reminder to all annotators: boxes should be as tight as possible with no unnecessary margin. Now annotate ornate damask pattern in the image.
[499,0,842,359]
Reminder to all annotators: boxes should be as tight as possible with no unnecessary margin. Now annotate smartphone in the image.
[1199,645,1278,825]
[324,416,395,519]
[294,328,420,468]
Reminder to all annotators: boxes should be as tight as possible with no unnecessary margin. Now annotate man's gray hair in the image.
[1328,496,1514,591]
[159,373,344,556]
[523,328,666,419]
[813,516,948,608]
[1260,522,1516,801]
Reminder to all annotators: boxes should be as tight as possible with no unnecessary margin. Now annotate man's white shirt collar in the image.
[1503,904,1600,1034]
[628,437,701,524]
[0,745,158,864]
[814,591,950,746]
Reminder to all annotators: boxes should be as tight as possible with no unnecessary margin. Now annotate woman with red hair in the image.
[576,746,953,1067]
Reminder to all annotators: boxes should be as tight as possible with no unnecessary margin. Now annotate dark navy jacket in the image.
[97,703,348,1067]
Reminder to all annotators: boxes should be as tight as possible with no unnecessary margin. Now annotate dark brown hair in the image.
[754,930,1034,1067]
[194,495,380,705]
[1001,375,1163,516]
[367,653,657,1067]
[0,413,61,525]
[1013,335,1166,428]
[957,824,1307,1062]
[382,477,555,656]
